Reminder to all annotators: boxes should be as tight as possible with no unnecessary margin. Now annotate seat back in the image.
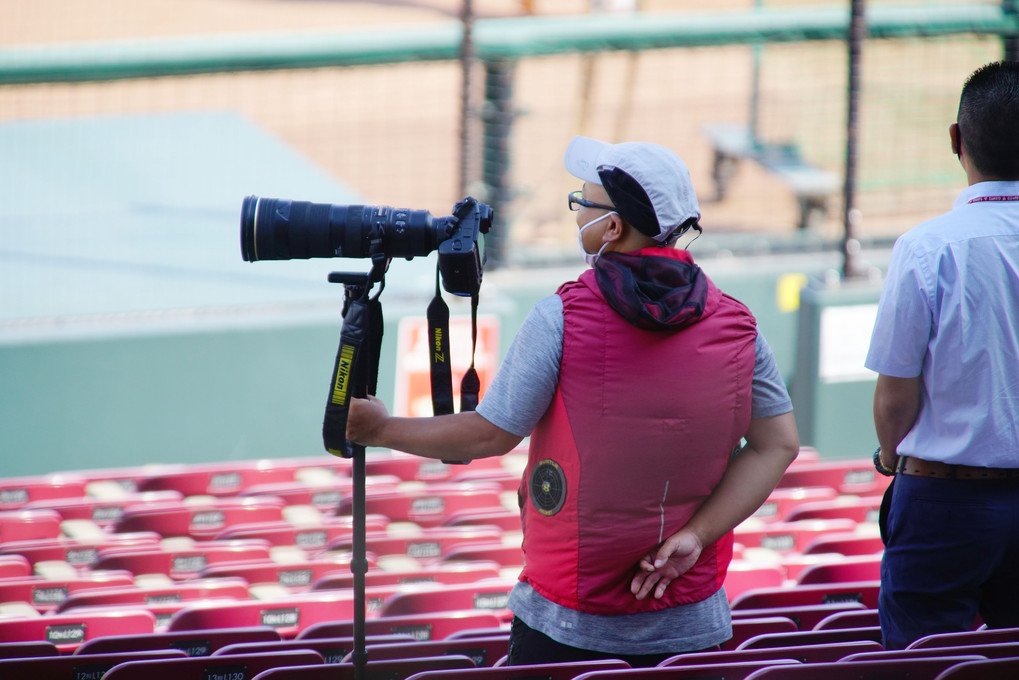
[0,648,189,678]
[101,649,323,680]
[297,612,505,641]
[0,609,156,652]
[353,635,510,667]
[74,626,281,656]
[253,655,477,680]
[736,626,883,650]
[213,635,418,664]
[662,640,884,666]
[741,656,986,679]
[400,659,631,680]
[908,626,1019,649]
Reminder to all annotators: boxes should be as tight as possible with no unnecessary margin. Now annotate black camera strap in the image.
[427,269,455,417]
[427,265,481,420]
[427,266,481,417]
[322,280,383,458]
[460,296,481,412]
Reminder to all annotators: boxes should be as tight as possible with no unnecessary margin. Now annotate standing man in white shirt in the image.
[865,60,1019,650]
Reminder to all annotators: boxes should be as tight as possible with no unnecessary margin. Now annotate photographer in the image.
[347,136,798,665]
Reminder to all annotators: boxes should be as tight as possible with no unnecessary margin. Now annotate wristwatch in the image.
[873,447,896,477]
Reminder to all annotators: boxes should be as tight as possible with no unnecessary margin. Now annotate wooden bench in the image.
[703,122,840,230]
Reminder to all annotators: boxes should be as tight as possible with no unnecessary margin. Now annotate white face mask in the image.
[577,211,615,266]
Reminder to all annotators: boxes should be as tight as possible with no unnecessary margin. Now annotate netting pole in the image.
[842,0,866,280]
[1004,0,1019,61]
[481,58,515,269]
[458,0,475,199]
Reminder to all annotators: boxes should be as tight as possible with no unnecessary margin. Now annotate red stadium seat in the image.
[741,656,986,680]
[723,563,786,602]
[352,635,510,666]
[736,627,884,650]
[199,558,355,592]
[113,498,285,539]
[312,562,503,591]
[813,608,881,630]
[934,657,1019,679]
[0,475,87,511]
[0,509,64,542]
[724,617,799,650]
[0,609,156,652]
[776,460,892,496]
[252,656,477,679]
[442,508,522,532]
[662,641,885,666]
[338,489,506,528]
[843,641,1019,662]
[214,516,388,553]
[74,626,280,656]
[22,492,183,528]
[55,578,251,613]
[164,591,403,638]
[731,581,881,610]
[0,573,137,613]
[327,527,504,565]
[378,580,516,621]
[398,660,630,680]
[0,533,162,570]
[240,481,348,511]
[298,612,506,641]
[135,461,312,497]
[93,541,273,579]
[908,626,1019,649]
[784,496,883,524]
[0,555,31,579]
[734,520,858,554]
[750,487,839,524]
[802,533,885,556]
[571,661,801,679]
[0,649,189,678]
[0,640,59,659]
[101,650,324,680]
[362,451,513,484]
[213,635,417,663]
[449,468,522,493]
[795,555,882,585]
[732,603,868,631]
[70,599,244,632]
[440,544,524,570]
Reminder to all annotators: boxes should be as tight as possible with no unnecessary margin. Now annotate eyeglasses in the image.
[568,190,615,212]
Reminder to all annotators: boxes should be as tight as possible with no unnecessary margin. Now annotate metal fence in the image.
[2,1,1016,267]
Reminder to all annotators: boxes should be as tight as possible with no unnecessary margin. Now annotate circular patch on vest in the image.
[530,459,566,516]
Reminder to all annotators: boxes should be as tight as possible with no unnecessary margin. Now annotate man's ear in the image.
[949,122,961,158]
[602,213,626,242]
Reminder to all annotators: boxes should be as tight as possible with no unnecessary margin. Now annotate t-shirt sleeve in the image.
[864,237,931,378]
[752,331,793,419]
[475,294,564,437]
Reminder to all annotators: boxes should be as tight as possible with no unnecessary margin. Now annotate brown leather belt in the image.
[898,456,1019,480]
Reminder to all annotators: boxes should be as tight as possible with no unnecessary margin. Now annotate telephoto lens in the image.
[240,195,447,262]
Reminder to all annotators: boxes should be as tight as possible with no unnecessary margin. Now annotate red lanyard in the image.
[968,195,1019,203]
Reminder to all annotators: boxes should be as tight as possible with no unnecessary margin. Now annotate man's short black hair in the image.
[958,61,1019,179]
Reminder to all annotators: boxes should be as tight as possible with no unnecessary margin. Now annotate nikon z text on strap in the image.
[427,265,481,464]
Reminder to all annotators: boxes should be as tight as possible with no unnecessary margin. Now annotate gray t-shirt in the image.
[476,293,793,655]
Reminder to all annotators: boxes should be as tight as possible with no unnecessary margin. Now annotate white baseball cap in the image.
[564,135,700,242]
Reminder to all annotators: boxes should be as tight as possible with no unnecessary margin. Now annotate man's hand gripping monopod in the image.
[321,257,386,459]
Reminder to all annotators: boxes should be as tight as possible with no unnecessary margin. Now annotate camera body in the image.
[240,195,493,296]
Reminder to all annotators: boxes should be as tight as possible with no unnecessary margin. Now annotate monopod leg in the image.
[350,440,367,680]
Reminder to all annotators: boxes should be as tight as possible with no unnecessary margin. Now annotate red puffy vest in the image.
[519,254,756,615]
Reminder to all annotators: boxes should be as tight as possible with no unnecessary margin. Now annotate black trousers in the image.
[506,616,710,668]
